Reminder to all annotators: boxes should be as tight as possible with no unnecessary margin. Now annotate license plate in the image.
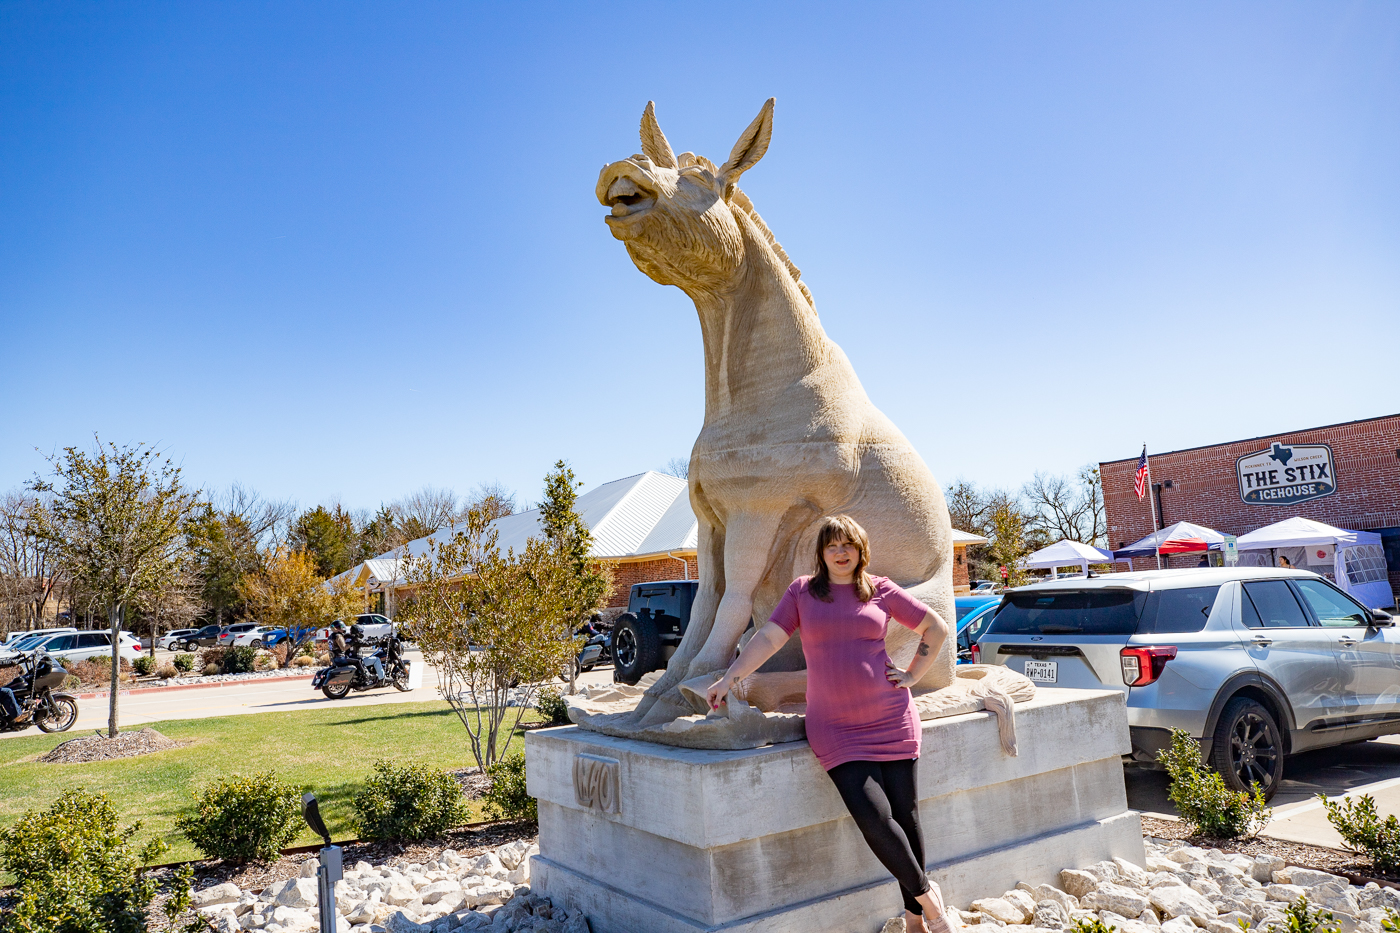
[1023,660,1057,683]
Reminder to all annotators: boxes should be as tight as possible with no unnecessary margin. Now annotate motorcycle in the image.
[1,650,79,734]
[575,623,611,674]
[312,636,412,700]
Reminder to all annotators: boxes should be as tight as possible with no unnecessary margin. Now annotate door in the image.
[1238,579,1353,728]
[72,632,110,661]
[1293,578,1400,719]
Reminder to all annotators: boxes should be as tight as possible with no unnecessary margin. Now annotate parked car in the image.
[975,567,1397,799]
[179,624,227,651]
[613,580,698,685]
[954,596,1002,663]
[231,625,283,648]
[16,629,143,665]
[218,623,261,647]
[1,629,79,661]
[2,627,77,649]
[158,628,199,651]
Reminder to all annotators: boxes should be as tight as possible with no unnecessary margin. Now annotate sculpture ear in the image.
[719,98,774,193]
[640,101,677,169]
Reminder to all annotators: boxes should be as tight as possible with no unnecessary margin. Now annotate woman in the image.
[707,515,951,933]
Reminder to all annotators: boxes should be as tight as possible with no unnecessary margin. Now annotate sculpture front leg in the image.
[638,511,786,726]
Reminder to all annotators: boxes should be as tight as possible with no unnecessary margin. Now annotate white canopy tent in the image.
[1235,517,1392,609]
[1020,539,1119,578]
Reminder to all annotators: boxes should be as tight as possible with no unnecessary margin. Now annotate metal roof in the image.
[333,470,984,586]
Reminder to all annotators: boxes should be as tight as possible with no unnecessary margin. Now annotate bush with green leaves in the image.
[0,788,168,933]
[1259,896,1339,933]
[536,687,571,726]
[482,752,537,822]
[223,646,257,674]
[1159,727,1270,838]
[133,655,156,676]
[353,759,468,842]
[175,772,302,863]
[172,652,195,672]
[1320,793,1400,874]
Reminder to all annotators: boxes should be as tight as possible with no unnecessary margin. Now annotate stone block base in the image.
[526,689,1144,933]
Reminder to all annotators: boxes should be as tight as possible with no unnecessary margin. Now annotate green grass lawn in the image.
[0,700,541,863]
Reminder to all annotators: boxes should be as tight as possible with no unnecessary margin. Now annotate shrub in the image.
[223,646,257,674]
[200,647,226,669]
[353,760,468,842]
[67,657,132,685]
[0,788,167,933]
[203,663,222,676]
[1071,920,1118,933]
[536,687,571,726]
[254,650,276,671]
[156,663,178,679]
[1320,793,1400,874]
[175,772,302,864]
[293,655,317,668]
[133,655,156,676]
[1261,896,1339,933]
[1159,727,1270,838]
[482,752,537,822]
[172,652,195,672]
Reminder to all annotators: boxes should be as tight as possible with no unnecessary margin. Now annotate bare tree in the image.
[0,490,63,633]
[212,483,296,549]
[1022,466,1106,546]
[465,480,516,522]
[661,457,690,479]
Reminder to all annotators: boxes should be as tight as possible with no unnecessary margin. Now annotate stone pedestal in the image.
[525,688,1144,933]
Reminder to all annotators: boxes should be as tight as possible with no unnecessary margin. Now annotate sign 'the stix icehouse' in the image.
[1236,442,1338,506]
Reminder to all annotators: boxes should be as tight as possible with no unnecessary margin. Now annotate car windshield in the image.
[986,589,1147,636]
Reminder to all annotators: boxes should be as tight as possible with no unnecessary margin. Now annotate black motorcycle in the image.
[312,636,412,700]
[575,622,611,674]
[1,651,79,734]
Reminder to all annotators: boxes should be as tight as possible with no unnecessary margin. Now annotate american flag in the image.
[1134,446,1149,500]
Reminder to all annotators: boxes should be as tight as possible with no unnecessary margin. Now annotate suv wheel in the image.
[1210,697,1284,799]
[612,613,662,686]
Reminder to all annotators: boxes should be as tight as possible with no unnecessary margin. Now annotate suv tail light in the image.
[970,642,981,664]
[1120,646,1178,686]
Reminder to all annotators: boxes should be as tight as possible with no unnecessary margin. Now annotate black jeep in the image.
[612,580,699,685]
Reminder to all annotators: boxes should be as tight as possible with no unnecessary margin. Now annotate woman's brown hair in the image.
[809,514,874,603]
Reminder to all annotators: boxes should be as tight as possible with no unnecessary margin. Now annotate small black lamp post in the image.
[301,792,342,933]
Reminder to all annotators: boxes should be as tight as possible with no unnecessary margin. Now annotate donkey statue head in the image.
[595,99,813,306]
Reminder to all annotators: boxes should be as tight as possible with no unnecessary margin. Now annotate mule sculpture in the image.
[597,99,956,729]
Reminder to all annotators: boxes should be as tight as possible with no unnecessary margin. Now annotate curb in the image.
[74,672,316,700]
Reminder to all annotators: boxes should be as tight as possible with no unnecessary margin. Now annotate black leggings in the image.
[827,758,929,915]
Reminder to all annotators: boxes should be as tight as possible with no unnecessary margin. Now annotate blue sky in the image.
[2,2,1397,511]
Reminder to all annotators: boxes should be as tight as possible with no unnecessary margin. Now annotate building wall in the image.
[1100,414,1400,595]
[953,545,971,593]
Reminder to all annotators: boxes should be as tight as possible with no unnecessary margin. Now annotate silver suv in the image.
[975,568,1397,799]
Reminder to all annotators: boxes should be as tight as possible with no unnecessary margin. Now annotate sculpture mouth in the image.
[604,175,657,220]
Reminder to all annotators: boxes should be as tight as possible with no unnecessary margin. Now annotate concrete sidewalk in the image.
[1258,774,1400,849]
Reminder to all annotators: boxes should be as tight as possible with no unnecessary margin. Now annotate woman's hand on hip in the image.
[885,659,918,690]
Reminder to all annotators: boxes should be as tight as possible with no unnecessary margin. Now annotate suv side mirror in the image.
[1370,608,1394,627]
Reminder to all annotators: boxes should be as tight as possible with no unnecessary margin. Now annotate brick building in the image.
[1100,413,1400,598]
[342,470,986,614]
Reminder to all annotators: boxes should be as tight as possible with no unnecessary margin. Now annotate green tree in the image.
[290,504,359,578]
[986,499,1035,587]
[29,439,199,737]
[539,461,612,690]
[186,504,260,625]
[398,504,580,770]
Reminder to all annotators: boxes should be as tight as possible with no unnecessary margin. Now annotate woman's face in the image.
[823,537,860,579]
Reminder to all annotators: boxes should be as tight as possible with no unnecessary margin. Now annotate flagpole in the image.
[1144,443,1162,570]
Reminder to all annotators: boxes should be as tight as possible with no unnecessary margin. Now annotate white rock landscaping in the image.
[949,837,1400,933]
[186,839,592,933]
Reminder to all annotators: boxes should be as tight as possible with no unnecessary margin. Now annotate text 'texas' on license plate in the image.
[1023,660,1057,683]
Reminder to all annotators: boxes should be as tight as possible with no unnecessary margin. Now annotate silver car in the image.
[975,567,1397,799]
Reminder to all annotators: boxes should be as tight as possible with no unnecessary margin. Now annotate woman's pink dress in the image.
[770,575,930,771]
